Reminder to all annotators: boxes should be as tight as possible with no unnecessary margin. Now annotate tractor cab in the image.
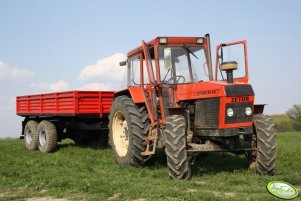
[119,35,253,128]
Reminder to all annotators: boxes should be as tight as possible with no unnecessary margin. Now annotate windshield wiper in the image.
[162,68,171,83]
[182,45,199,60]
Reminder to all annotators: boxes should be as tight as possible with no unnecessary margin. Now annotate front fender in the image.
[254,104,266,114]
[114,87,146,104]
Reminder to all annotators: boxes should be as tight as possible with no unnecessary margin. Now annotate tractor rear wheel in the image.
[251,114,276,174]
[165,115,191,179]
[109,96,149,166]
[37,120,58,153]
[24,120,39,150]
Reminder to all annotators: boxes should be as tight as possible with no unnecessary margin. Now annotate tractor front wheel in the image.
[165,115,191,179]
[109,96,148,166]
[251,114,276,174]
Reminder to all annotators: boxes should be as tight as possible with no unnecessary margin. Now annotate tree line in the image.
[271,105,301,132]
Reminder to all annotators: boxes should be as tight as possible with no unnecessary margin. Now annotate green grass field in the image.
[1,132,300,201]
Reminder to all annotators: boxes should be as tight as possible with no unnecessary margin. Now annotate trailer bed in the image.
[16,91,114,117]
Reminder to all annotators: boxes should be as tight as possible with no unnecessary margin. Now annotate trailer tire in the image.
[109,96,148,166]
[251,114,276,174]
[37,120,58,153]
[24,120,39,150]
[165,115,191,180]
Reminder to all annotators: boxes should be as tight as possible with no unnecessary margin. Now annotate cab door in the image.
[215,40,249,83]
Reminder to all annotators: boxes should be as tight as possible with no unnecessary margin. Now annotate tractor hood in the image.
[176,81,254,102]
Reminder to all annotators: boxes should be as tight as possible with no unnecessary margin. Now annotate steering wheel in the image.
[166,75,185,84]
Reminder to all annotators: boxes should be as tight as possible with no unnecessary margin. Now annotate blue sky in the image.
[1,0,301,137]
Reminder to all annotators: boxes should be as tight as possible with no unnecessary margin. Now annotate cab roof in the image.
[127,36,206,58]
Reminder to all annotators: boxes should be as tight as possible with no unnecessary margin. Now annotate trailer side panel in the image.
[16,91,114,117]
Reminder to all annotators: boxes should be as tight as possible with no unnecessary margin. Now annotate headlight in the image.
[227,108,234,117]
[159,37,167,44]
[245,107,252,116]
[196,37,204,44]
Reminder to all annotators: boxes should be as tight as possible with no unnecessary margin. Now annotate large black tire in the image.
[165,115,191,179]
[24,120,39,150]
[109,96,149,166]
[251,114,276,174]
[37,120,58,153]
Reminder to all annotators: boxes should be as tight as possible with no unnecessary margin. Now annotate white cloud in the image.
[30,80,70,92]
[79,53,126,82]
[79,82,115,91]
[0,60,34,81]
[0,96,15,115]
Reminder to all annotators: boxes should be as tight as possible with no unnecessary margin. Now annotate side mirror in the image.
[119,61,127,66]
[164,48,172,70]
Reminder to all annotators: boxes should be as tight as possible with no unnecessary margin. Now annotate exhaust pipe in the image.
[205,34,213,81]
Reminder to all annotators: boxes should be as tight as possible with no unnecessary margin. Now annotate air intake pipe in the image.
[220,61,238,83]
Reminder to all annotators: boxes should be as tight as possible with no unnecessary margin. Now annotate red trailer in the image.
[17,91,114,152]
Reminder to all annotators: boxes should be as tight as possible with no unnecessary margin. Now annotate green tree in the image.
[287,105,301,131]
[271,114,295,132]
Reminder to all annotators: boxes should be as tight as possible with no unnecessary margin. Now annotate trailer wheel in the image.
[251,114,276,174]
[165,115,191,180]
[109,96,148,166]
[37,120,58,153]
[24,120,39,150]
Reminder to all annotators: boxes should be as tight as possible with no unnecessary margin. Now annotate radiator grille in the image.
[194,98,219,129]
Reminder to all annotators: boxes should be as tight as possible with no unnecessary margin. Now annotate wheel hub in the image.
[39,130,47,147]
[25,129,32,144]
[112,111,129,157]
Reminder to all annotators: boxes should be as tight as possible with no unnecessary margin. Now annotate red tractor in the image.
[108,34,276,179]
[17,34,276,179]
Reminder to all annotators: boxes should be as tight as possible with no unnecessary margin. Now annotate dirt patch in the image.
[195,181,206,185]
[185,188,198,193]
[0,191,10,197]
[224,192,236,197]
[296,185,301,191]
[18,187,26,191]
[108,193,121,200]
[39,189,48,193]
[206,190,236,197]
[26,197,68,201]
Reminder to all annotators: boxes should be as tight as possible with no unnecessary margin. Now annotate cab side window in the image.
[128,55,140,86]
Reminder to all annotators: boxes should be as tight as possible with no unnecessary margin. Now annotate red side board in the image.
[16,91,114,118]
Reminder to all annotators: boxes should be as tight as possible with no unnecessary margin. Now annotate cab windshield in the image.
[158,46,208,84]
